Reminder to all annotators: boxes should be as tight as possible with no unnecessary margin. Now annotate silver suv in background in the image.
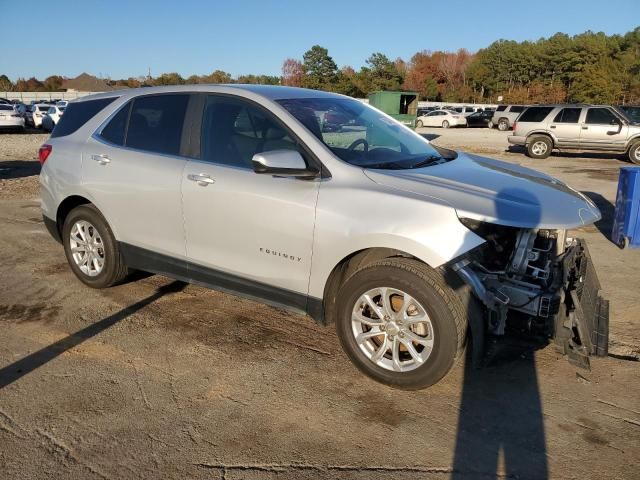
[39,85,608,389]
[490,104,527,131]
[508,105,640,163]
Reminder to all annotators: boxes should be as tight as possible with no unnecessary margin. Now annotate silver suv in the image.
[40,85,609,389]
[509,105,640,162]
[490,104,527,131]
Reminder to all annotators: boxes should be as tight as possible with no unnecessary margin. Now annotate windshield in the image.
[277,97,446,169]
[613,106,634,123]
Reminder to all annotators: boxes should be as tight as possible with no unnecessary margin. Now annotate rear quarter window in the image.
[496,105,507,112]
[51,97,117,138]
[510,105,525,113]
[518,107,554,123]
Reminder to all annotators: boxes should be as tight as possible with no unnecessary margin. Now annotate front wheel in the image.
[487,120,494,129]
[62,204,129,288]
[416,120,423,128]
[336,258,466,390]
[442,120,450,129]
[628,142,640,164]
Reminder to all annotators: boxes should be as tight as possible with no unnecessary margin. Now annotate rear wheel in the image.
[628,142,640,164]
[527,136,553,159]
[62,205,128,288]
[498,119,509,131]
[442,120,450,129]
[335,258,466,390]
[416,120,423,128]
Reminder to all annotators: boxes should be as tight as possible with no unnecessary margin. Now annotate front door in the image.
[581,107,629,151]
[181,95,319,307]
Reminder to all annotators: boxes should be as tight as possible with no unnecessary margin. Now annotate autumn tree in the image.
[282,58,304,87]
[0,74,12,91]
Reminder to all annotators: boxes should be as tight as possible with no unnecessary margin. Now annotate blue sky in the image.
[3,0,638,81]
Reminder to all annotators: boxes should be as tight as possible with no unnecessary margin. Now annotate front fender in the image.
[308,183,484,298]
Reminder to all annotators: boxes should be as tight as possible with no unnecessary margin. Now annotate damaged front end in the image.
[453,219,609,369]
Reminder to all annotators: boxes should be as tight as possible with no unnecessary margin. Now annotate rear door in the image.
[549,107,582,147]
[581,107,629,151]
[181,94,319,303]
[82,93,192,258]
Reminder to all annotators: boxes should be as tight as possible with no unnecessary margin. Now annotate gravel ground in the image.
[0,130,48,199]
[0,128,639,479]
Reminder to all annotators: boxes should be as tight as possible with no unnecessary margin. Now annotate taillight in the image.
[38,144,52,165]
[512,121,517,131]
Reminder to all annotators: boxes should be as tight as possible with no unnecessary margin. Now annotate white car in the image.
[415,109,467,128]
[42,105,66,132]
[26,104,53,128]
[39,85,609,390]
[57,100,68,109]
[0,104,25,131]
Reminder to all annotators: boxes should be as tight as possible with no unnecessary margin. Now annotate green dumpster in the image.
[368,90,419,128]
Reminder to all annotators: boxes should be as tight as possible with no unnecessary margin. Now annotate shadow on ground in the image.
[0,160,41,180]
[0,280,186,389]
[418,133,441,142]
[582,191,616,243]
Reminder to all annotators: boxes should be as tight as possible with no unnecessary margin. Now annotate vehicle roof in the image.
[523,103,618,108]
[73,84,343,103]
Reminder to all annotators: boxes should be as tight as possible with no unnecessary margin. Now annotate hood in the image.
[364,152,601,229]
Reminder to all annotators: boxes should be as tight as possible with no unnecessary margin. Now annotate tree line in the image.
[3,27,639,104]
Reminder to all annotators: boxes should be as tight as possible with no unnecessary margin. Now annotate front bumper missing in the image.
[554,239,609,369]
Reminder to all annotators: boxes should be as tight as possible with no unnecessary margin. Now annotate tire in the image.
[335,258,467,390]
[416,120,423,128]
[497,119,509,131]
[62,204,128,288]
[527,136,553,159]
[442,120,450,129]
[487,121,494,129]
[628,142,640,164]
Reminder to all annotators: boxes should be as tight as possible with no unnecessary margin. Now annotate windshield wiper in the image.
[409,155,443,169]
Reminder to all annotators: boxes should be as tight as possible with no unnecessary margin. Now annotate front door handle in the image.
[91,154,110,165]
[187,173,215,186]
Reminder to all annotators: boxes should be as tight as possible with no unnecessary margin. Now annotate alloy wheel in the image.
[69,220,105,277]
[531,140,548,156]
[351,287,435,372]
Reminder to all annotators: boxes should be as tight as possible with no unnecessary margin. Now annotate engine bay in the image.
[454,219,609,367]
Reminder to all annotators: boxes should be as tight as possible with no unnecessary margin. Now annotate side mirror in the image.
[252,150,319,178]
[610,119,621,125]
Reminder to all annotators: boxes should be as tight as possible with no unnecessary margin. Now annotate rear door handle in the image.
[581,126,588,130]
[91,154,110,165]
[187,173,215,186]
[550,125,556,129]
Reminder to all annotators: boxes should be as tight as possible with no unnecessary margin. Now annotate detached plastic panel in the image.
[612,167,640,248]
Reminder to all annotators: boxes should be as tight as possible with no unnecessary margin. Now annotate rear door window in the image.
[518,107,554,122]
[553,108,581,123]
[99,103,131,146]
[125,94,190,155]
[585,108,617,125]
[51,97,117,138]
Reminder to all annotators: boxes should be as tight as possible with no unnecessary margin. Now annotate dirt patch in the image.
[0,303,61,324]
[565,168,621,181]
